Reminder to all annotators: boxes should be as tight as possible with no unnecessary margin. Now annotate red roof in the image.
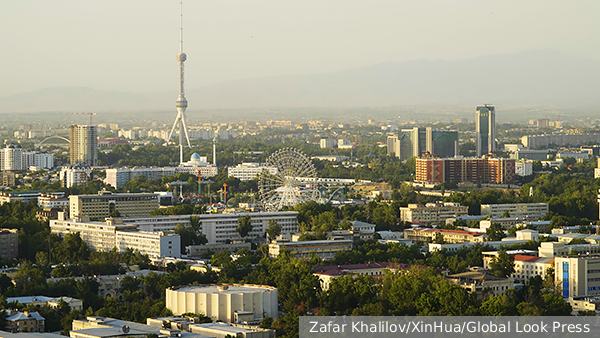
[514,255,543,262]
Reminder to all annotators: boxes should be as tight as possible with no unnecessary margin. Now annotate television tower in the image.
[168,1,192,165]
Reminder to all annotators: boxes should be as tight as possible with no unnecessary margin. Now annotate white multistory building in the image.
[1,145,23,171]
[337,139,353,149]
[320,138,336,149]
[480,203,549,219]
[515,159,533,176]
[123,211,299,245]
[60,163,92,187]
[50,217,181,258]
[227,163,277,181]
[105,167,177,189]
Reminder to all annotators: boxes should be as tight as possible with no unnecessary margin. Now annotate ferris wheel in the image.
[259,148,318,212]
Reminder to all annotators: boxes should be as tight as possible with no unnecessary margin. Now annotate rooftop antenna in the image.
[168,1,192,165]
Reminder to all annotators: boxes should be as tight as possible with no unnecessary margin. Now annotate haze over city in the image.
[2,0,600,116]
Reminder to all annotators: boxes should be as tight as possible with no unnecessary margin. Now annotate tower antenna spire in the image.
[168,0,192,165]
[180,1,183,53]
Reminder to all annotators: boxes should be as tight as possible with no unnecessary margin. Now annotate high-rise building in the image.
[69,125,98,166]
[388,128,458,159]
[415,155,516,184]
[476,104,496,157]
[1,145,23,171]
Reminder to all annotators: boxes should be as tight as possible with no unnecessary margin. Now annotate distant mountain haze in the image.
[1,50,599,113]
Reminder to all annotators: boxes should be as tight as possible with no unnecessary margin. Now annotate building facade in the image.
[50,218,180,258]
[0,228,18,260]
[69,191,159,219]
[415,155,516,184]
[70,125,98,166]
[480,203,549,219]
[165,284,278,324]
[400,202,468,224]
[389,127,459,159]
[60,163,92,187]
[404,228,486,243]
[475,104,496,157]
[227,163,278,181]
[268,239,353,259]
[555,255,600,298]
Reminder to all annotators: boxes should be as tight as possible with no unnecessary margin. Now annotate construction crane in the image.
[60,112,97,125]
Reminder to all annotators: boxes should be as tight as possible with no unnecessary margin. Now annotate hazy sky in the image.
[1,0,599,97]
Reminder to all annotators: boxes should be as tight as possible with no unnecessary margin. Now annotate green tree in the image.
[489,249,515,278]
[485,223,506,242]
[266,219,282,241]
[237,215,253,238]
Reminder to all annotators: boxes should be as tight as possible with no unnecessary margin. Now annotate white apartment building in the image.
[60,163,92,188]
[37,193,69,209]
[338,139,353,149]
[105,167,177,189]
[227,163,278,181]
[320,138,336,149]
[555,255,600,298]
[124,211,299,245]
[50,218,181,258]
[483,252,553,284]
[116,230,180,258]
[1,145,23,171]
[400,202,469,224]
[515,159,533,176]
[480,203,549,219]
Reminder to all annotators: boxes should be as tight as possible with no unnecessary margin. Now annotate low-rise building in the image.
[186,242,252,257]
[5,311,45,333]
[539,241,600,258]
[5,296,83,310]
[71,316,209,338]
[268,239,353,259]
[0,191,63,205]
[400,202,468,224]
[446,271,513,296]
[483,252,553,284]
[404,228,487,243]
[480,203,549,220]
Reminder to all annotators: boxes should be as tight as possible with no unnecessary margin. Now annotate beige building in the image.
[404,228,486,243]
[268,239,353,259]
[400,203,468,224]
[446,271,513,296]
[5,311,45,333]
[480,203,549,219]
[69,191,158,219]
[0,228,18,260]
[70,125,98,166]
[165,284,278,324]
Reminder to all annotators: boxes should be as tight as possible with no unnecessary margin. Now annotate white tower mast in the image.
[168,1,192,165]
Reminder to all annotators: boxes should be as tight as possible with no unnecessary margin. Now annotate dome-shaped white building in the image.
[165,284,278,324]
